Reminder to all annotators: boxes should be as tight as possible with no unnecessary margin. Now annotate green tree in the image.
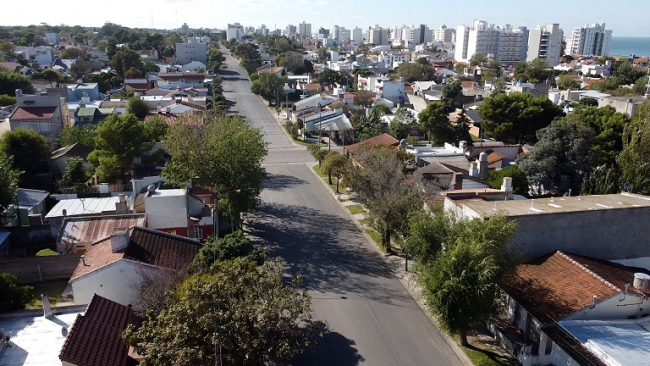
[59,156,87,189]
[0,41,15,58]
[418,102,454,145]
[403,206,458,269]
[518,118,595,196]
[123,258,327,366]
[57,125,97,148]
[208,49,225,72]
[276,51,306,74]
[390,107,418,139]
[143,60,160,73]
[469,53,488,67]
[633,76,649,95]
[17,31,36,46]
[0,71,34,95]
[617,102,650,194]
[613,62,646,85]
[346,147,424,251]
[0,128,50,188]
[394,62,433,82]
[60,47,86,59]
[419,213,518,346]
[69,60,92,81]
[487,165,528,196]
[557,74,581,90]
[453,110,473,146]
[0,95,16,106]
[353,108,383,141]
[191,231,265,272]
[87,114,153,183]
[353,91,375,108]
[251,73,286,105]
[127,97,150,120]
[478,92,564,144]
[143,114,168,142]
[581,164,621,195]
[162,113,267,219]
[567,105,628,166]
[0,153,20,226]
[110,48,143,77]
[0,272,33,313]
[318,69,346,87]
[514,58,551,83]
[441,79,461,108]
[321,152,348,190]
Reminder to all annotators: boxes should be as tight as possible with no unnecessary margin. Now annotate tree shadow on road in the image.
[246,202,413,306]
[264,174,308,191]
[291,332,365,365]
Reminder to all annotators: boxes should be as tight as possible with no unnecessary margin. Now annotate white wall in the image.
[564,293,650,321]
[71,260,159,306]
[145,193,188,229]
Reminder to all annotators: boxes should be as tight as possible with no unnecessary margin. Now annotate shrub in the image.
[0,272,33,313]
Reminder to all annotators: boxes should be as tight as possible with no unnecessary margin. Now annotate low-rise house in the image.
[124,78,151,93]
[7,89,69,140]
[182,60,207,71]
[59,294,136,366]
[311,113,353,143]
[56,214,147,254]
[496,251,650,366]
[13,189,49,227]
[50,143,94,182]
[68,226,201,305]
[15,46,54,65]
[66,81,100,102]
[345,133,399,156]
[446,193,650,262]
[45,194,132,237]
[156,73,205,90]
[134,184,214,241]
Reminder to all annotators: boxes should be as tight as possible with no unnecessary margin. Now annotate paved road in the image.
[220,48,465,366]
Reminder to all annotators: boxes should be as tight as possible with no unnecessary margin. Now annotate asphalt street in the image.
[219,47,465,366]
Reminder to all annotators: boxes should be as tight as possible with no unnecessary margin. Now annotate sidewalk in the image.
[308,164,474,366]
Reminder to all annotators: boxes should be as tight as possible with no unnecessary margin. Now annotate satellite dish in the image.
[624,182,632,192]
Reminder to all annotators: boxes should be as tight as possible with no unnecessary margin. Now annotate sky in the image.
[3,0,649,37]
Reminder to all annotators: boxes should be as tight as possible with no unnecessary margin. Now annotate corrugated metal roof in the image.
[45,195,132,219]
[57,214,146,248]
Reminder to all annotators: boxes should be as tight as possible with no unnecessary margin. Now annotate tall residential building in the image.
[283,24,297,37]
[435,25,454,43]
[180,23,190,35]
[366,25,389,45]
[527,23,563,66]
[351,27,363,42]
[226,23,244,41]
[565,23,612,56]
[332,25,341,40]
[456,20,528,66]
[339,27,351,42]
[175,39,208,64]
[298,21,312,39]
[318,27,330,38]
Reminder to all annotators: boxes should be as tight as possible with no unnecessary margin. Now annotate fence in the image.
[0,255,81,284]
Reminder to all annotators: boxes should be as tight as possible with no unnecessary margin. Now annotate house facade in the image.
[8,89,68,140]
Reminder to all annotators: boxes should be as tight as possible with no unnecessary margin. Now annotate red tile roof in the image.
[345,133,399,155]
[124,82,150,92]
[503,251,650,321]
[258,67,283,74]
[70,226,202,281]
[157,73,205,81]
[305,83,322,92]
[487,151,506,164]
[60,294,134,366]
[10,106,58,121]
[633,57,648,64]
[461,80,476,88]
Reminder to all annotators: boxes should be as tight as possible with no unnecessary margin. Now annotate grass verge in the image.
[281,124,325,147]
[312,164,340,193]
[347,204,365,215]
[364,229,387,254]
[462,346,511,366]
[25,279,70,310]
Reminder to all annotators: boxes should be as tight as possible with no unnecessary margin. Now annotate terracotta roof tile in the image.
[70,227,202,281]
[487,151,506,164]
[157,73,205,81]
[59,294,134,366]
[461,80,476,88]
[503,251,650,321]
[10,106,57,121]
[345,133,399,155]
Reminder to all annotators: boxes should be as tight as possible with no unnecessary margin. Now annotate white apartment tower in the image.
[456,20,528,66]
[298,21,312,39]
[565,23,612,56]
[351,27,363,43]
[527,24,563,66]
[435,25,455,43]
[366,25,389,45]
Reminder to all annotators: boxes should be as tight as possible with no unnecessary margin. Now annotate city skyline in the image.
[2,0,648,37]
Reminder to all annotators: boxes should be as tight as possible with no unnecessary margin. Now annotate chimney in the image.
[459,140,467,151]
[15,89,23,97]
[633,273,650,292]
[77,78,83,84]
[42,294,53,317]
[501,177,513,194]
[115,194,128,214]
[453,172,464,190]
[110,227,130,253]
[157,105,162,113]
[469,161,479,177]
[478,152,488,180]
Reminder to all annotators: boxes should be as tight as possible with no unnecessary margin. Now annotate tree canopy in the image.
[518,118,595,196]
[127,97,150,120]
[87,113,153,183]
[162,113,267,218]
[0,153,20,226]
[57,124,97,148]
[394,62,434,82]
[487,165,529,196]
[251,73,286,105]
[478,92,564,144]
[0,272,33,313]
[0,70,34,95]
[123,258,327,366]
[418,102,454,145]
[0,128,50,188]
[110,48,144,78]
[617,102,650,194]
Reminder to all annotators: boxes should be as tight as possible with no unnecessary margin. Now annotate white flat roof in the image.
[150,189,185,197]
[45,195,131,218]
[561,318,650,366]
[0,311,83,366]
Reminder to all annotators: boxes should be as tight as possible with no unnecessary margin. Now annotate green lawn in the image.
[347,204,365,215]
[25,280,70,310]
[281,124,325,147]
[462,346,512,366]
[364,229,387,253]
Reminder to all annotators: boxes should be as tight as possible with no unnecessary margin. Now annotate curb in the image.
[307,163,474,366]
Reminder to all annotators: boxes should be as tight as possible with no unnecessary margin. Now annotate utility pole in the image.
[318,102,322,167]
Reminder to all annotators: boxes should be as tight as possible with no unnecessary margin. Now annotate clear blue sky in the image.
[4,0,648,37]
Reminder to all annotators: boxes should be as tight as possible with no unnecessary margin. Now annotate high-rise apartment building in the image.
[366,25,389,45]
[298,21,312,39]
[456,20,528,66]
[435,25,455,43]
[351,27,363,42]
[565,23,612,56]
[527,23,563,66]
[409,24,433,44]
[339,27,351,42]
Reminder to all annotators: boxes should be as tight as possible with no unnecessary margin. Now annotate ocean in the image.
[609,37,650,57]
